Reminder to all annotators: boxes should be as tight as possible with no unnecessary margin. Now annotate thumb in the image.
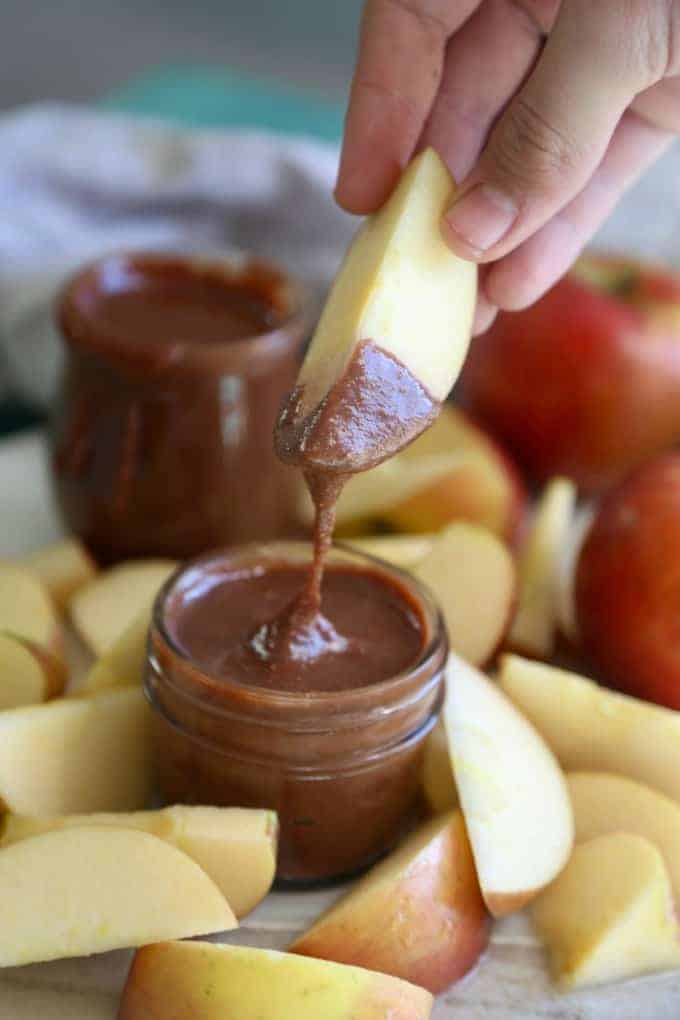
[442,0,666,262]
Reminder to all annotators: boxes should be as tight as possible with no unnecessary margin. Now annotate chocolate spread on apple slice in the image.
[251,338,439,671]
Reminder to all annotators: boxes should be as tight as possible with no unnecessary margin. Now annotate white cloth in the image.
[1,103,679,408]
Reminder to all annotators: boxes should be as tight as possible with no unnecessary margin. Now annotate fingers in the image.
[420,0,558,181]
[442,0,665,262]
[481,111,675,310]
[472,281,498,335]
[335,0,481,214]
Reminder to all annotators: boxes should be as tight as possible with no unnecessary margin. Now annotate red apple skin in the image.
[456,255,680,494]
[575,454,680,709]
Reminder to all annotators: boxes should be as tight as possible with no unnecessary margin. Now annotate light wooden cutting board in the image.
[0,430,678,1019]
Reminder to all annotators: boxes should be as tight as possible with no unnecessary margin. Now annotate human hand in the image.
[336,0,680,332]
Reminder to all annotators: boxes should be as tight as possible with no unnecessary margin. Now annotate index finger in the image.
[335,0,481,214]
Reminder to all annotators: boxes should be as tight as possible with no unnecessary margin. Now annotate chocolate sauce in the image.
[269,339,439,672]
[165,561,425,693]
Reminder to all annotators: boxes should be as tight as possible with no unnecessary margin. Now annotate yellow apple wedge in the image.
[556,505,594,645]
[0,632,67,709]
[119,942,433,1020]
[297,451,466,534]
[279,148,476,472]
[568,771,680,904]
[422,718,458,814]
[345,533,434,569]
[1,805,277,918]
[532,833,680,989]
[499,654,680,803]
[0,563,62,658]
[444,654,573,917]
[386,405,527,541]
[24,537,97,609]
[414,522,516,667]
[80,610,150,693]
[69,559,176,655]
[0,827,235,967]
[290,811,489,994]
[508,477,576,658]
[0,686,151,813]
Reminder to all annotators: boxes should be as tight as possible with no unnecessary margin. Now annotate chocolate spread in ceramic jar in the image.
[51,252,308,564]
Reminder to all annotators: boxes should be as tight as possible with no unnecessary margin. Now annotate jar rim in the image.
[150,539,448,716]
[57,249,310,373]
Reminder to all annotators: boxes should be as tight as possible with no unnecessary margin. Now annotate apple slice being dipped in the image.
[276,148,477,474]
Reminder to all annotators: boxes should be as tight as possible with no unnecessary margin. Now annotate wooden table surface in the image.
[1,430,679,1019]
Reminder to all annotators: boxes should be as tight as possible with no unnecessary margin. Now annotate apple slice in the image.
[0,632,66,709]
[79,609,150,693]
[1,805,277,918]
[297,451,466,533]
[414,522,516,667]
[290,810,489,994]
[120,942,433,1020]
[345,533,434,568]
[0,563,62,658]
[69,558,176,655]
[508,477,576,658]
[556,504,594,645]
[24,537,96,609]
[0,826,235,967]
[499,654,680,803]
[444,654,573,916]
[568,771,680,904]
[277,148,476,473]
[422,718,457,814]
[386,405,528,541]
[532,833,680,989]
[0,686,151,813]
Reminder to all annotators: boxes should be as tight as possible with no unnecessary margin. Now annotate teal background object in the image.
[104,65,344,141]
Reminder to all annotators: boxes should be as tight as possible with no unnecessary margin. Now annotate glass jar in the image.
[50,252,308,564]
[145,542,447,884]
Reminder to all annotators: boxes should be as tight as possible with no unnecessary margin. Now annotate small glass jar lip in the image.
[57,248,310,372]
[151,539,447,712]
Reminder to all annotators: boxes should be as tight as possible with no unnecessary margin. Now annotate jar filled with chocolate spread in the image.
[50,252,308,564]
[145,541,447,883]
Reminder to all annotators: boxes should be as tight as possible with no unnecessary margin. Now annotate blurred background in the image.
[1,0,362,112]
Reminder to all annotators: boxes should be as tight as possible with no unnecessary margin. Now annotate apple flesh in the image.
[280,147,476,471]
[532,832,680,989]
[414,522,516,667]
[0,563,62,659]
[576,453,680,709]
[290,810,489,994]
[422,718,457,814]
[499,654,680,804]
[68,558,176,655]
[0,826,235,967]
[299,405,527,542]
[0,632,66,709]
[0,686,151,814]
[444,654,573,917]
[24,537,96,609]
[568,771,680,905]
[1,805,277,918]
[120,942,433,1020]
[508,477,576,659]
[385,405,527,542]
[80,609,150,693]
[345,534,434,568]
[457,252,680,493]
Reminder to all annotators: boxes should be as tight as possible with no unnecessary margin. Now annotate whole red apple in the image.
[457,254,680,494]
[575,454,680,709]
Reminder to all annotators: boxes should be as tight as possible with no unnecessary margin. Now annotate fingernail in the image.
[444,184,518,257]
